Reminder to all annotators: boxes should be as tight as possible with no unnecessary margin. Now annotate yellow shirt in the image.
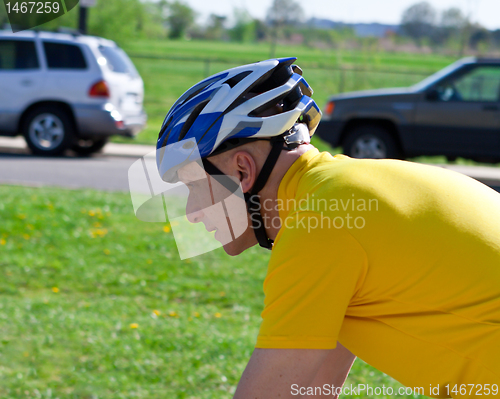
[256,149,500,397]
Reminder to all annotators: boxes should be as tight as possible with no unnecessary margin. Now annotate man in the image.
[154,58,500,398]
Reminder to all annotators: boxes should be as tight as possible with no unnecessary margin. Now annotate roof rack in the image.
[56,27,82,36]
[1,25,83,36]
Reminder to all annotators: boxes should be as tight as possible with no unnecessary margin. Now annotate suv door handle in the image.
[483,105,499,111]
[21,79,33,87]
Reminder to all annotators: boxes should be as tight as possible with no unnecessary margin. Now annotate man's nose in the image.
[186,208,204,223]
[186,197,204,223]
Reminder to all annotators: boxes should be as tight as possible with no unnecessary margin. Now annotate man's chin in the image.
[221,240,257,256]
[222,243,245,256]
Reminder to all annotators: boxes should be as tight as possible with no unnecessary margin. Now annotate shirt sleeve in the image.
[256,211,368,349]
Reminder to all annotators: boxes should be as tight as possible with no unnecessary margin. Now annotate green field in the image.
[115,39,458,145]
[0,185,429,398]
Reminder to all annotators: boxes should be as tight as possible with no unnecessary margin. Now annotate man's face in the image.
[177,161,257,256]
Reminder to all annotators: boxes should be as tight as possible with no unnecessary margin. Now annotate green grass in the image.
[112,39,458,145]
[0,185,428,398]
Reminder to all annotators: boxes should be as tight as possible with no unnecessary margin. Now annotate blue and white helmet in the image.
[156,57,321,183]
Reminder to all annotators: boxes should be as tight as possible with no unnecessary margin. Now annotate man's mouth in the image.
[205,224,217,234]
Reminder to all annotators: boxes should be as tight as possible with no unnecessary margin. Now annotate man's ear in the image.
[233,151,257,194]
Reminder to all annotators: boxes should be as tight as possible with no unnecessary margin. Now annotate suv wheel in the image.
[343,125,401,159]
[72,138,108,156]
[23,106,74,156]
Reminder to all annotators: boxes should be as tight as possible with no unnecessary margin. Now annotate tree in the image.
[492,30,500,48]
[205,14,226,40]
[229,8,256,42]
[436,7,467,53]
[441,7,466,30]
[401,2,437,44]
[87,0,150,43]
[469,25,491,50]
[0,4,10,27]
[266,0,304,27]
[266,0,304,56]
[166,0,195,39]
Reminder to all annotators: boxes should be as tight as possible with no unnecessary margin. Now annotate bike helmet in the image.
[156,57,321,249]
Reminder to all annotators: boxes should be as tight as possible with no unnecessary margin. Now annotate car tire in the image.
[72,138,108,156]
[23,106,75,156]
[343,125,401,159]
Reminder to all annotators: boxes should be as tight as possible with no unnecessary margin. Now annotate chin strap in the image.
[202,136,287,250]
[201,124,310,250]
[244,137,285,249]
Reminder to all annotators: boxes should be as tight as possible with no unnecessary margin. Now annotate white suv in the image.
[0,29,147,155]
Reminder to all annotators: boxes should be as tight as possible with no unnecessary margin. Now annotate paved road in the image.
[0,152,136,192]
[0,138,499,193]
[0,138,156,192]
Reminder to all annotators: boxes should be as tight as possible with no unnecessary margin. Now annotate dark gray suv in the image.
[316,58,500,162]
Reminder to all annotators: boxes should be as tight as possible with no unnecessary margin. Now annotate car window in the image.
[435,66,500,102]
[0,40,39,70]
[97,45,138,76]
[43,41,87,70]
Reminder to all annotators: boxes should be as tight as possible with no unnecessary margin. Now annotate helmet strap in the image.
[202,136,286,250]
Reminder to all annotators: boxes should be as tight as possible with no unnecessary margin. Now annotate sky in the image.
[184,0,500,30]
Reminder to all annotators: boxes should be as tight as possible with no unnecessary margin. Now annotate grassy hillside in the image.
[114,39,458,145]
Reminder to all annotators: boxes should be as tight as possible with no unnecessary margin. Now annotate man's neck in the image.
[258,144,316,240]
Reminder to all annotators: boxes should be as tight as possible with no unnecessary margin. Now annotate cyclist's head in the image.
[156,57,321,253]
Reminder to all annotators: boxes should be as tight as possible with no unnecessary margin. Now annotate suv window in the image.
[43,41,87,69]
[436,66,500,102]
[98,45,138,76]
[0,40,39,70]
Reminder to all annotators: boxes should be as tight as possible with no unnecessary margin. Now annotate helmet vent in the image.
[250,61,293,94]
[178,100,209,141]
[223,71,251,88]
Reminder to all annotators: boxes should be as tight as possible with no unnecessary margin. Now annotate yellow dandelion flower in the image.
[88,210,95,216]
[23,352,29,357]
[52,287,59,293]
[17,214,26,220]
[219,291,225,297]
[129,323,139,329]
[47,203,54,210]
[23,234,30,240]
[193,311,200,317]
[0,238,6,245]
[214,312,222,318]
[163,225,171,233]
[153,309,161,316]
[146,259,153,264]
[90,228,108,238]
[93,222,102,228]
[168,311,178,317]
[188,317,193,321]
[103,249,110,255]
